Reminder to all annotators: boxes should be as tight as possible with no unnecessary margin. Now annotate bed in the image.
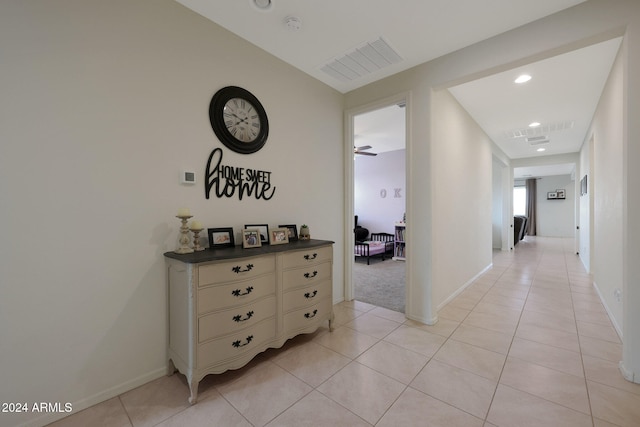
[354,232,395,265]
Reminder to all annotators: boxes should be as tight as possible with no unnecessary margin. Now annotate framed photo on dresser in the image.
[279,224,298,242]
[242,229,262,248]
[244,224,269,244]
[208,227,234,248]
[269,228,289,245]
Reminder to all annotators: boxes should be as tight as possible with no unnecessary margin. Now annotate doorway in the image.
[348,98,407,313]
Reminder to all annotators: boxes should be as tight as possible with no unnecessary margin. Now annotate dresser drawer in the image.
[283,280,331,311]
[198,274,275,314]
[281,246,332,269]
[283,297,332,333]
[198,296,276,343]
[198,255,275,287]
[282,261,331,291]
[198,318,276,368]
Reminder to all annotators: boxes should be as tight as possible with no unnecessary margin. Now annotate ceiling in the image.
[449,37,622,161]
[354,103,406,156]
[177,0,622,178]
[176,0,587,94]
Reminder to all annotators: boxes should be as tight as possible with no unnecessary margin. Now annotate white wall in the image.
[492,158,505,249]
[583,39,624,335]
[621,14,640,381]
[432,89,493,308]
[354,149,406,234]
[537,175,576,237]
[0,1,344,426]
[511,154,580,241]
[579,138,592,272]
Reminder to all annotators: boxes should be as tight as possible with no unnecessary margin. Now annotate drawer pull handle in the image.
[304,309,318,319]
[304,271,318,279]
[232,335,254,348]
[232,264,254,274]
[231,286,254,297]
[304,290,318,299]
[233,311,254,323]
[304,253,318,261]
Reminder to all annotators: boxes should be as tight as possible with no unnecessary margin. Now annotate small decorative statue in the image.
[299,224,310,240]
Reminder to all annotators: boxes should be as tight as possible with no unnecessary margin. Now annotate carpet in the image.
[353,258,405,313]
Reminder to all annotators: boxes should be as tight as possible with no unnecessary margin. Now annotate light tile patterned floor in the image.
[48,237,640,426]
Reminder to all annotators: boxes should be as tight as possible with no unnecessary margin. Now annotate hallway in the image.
[49,237,639,426]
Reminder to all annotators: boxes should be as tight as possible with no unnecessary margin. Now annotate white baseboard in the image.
[405,312,438,326]
[436,263,493,311]
[18,366,167,427]
[619,361,636,383]
[591,279,623,340]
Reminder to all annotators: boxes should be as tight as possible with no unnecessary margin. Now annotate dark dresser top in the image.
[164,239,334,264]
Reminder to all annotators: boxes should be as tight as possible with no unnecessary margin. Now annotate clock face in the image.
[209,86,269,154]
[223,97,261,143]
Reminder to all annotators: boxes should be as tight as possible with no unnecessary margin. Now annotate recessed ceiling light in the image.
[529,122,541,128]
[252,0,272,11]
[537,148,546,152]
[515,74,532,84]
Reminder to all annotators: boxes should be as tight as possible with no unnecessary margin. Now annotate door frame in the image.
[344,92,411,305]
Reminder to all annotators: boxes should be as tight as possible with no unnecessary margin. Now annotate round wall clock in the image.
[209,86,269,154]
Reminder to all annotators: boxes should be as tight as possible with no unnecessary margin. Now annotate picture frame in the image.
[242,228,262,248]
[547,191,558,199]
[207,227,235,248]
[279,224,298,242]
[556,189,566,199]
[269,228,290,245]
[244,224,269,244]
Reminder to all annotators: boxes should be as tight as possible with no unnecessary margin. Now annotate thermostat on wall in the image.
[181,171,196,185]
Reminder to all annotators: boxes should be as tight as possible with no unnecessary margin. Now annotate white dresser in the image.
[164,239,334,404]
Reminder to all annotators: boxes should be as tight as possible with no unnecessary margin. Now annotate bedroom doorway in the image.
[351,99,407,313]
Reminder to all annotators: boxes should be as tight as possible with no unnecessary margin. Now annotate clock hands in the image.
[231,113,250,126]
[226,111,258,142]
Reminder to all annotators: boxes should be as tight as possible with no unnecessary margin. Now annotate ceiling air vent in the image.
[321,37,402,82]
[526,136,550,145]
[505,120,575,140]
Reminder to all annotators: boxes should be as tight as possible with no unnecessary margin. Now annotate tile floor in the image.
[49,237,640,426]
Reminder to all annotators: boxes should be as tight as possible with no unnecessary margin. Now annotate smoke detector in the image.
[284,16,302,31]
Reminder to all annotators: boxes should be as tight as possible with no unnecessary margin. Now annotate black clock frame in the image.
[209,86,269,154]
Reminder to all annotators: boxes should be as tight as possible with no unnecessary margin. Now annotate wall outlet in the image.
[614,288,622,303]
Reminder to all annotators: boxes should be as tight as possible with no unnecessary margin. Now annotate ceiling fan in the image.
[354,145,378,156]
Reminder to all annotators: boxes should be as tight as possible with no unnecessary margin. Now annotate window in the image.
[513,187,526,216]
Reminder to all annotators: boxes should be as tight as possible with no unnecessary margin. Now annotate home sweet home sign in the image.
[204,147,276,201]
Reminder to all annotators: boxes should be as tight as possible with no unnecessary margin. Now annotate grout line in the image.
[117,395,134,427]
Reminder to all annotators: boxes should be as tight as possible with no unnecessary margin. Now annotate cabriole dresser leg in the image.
[188,380,199,405]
